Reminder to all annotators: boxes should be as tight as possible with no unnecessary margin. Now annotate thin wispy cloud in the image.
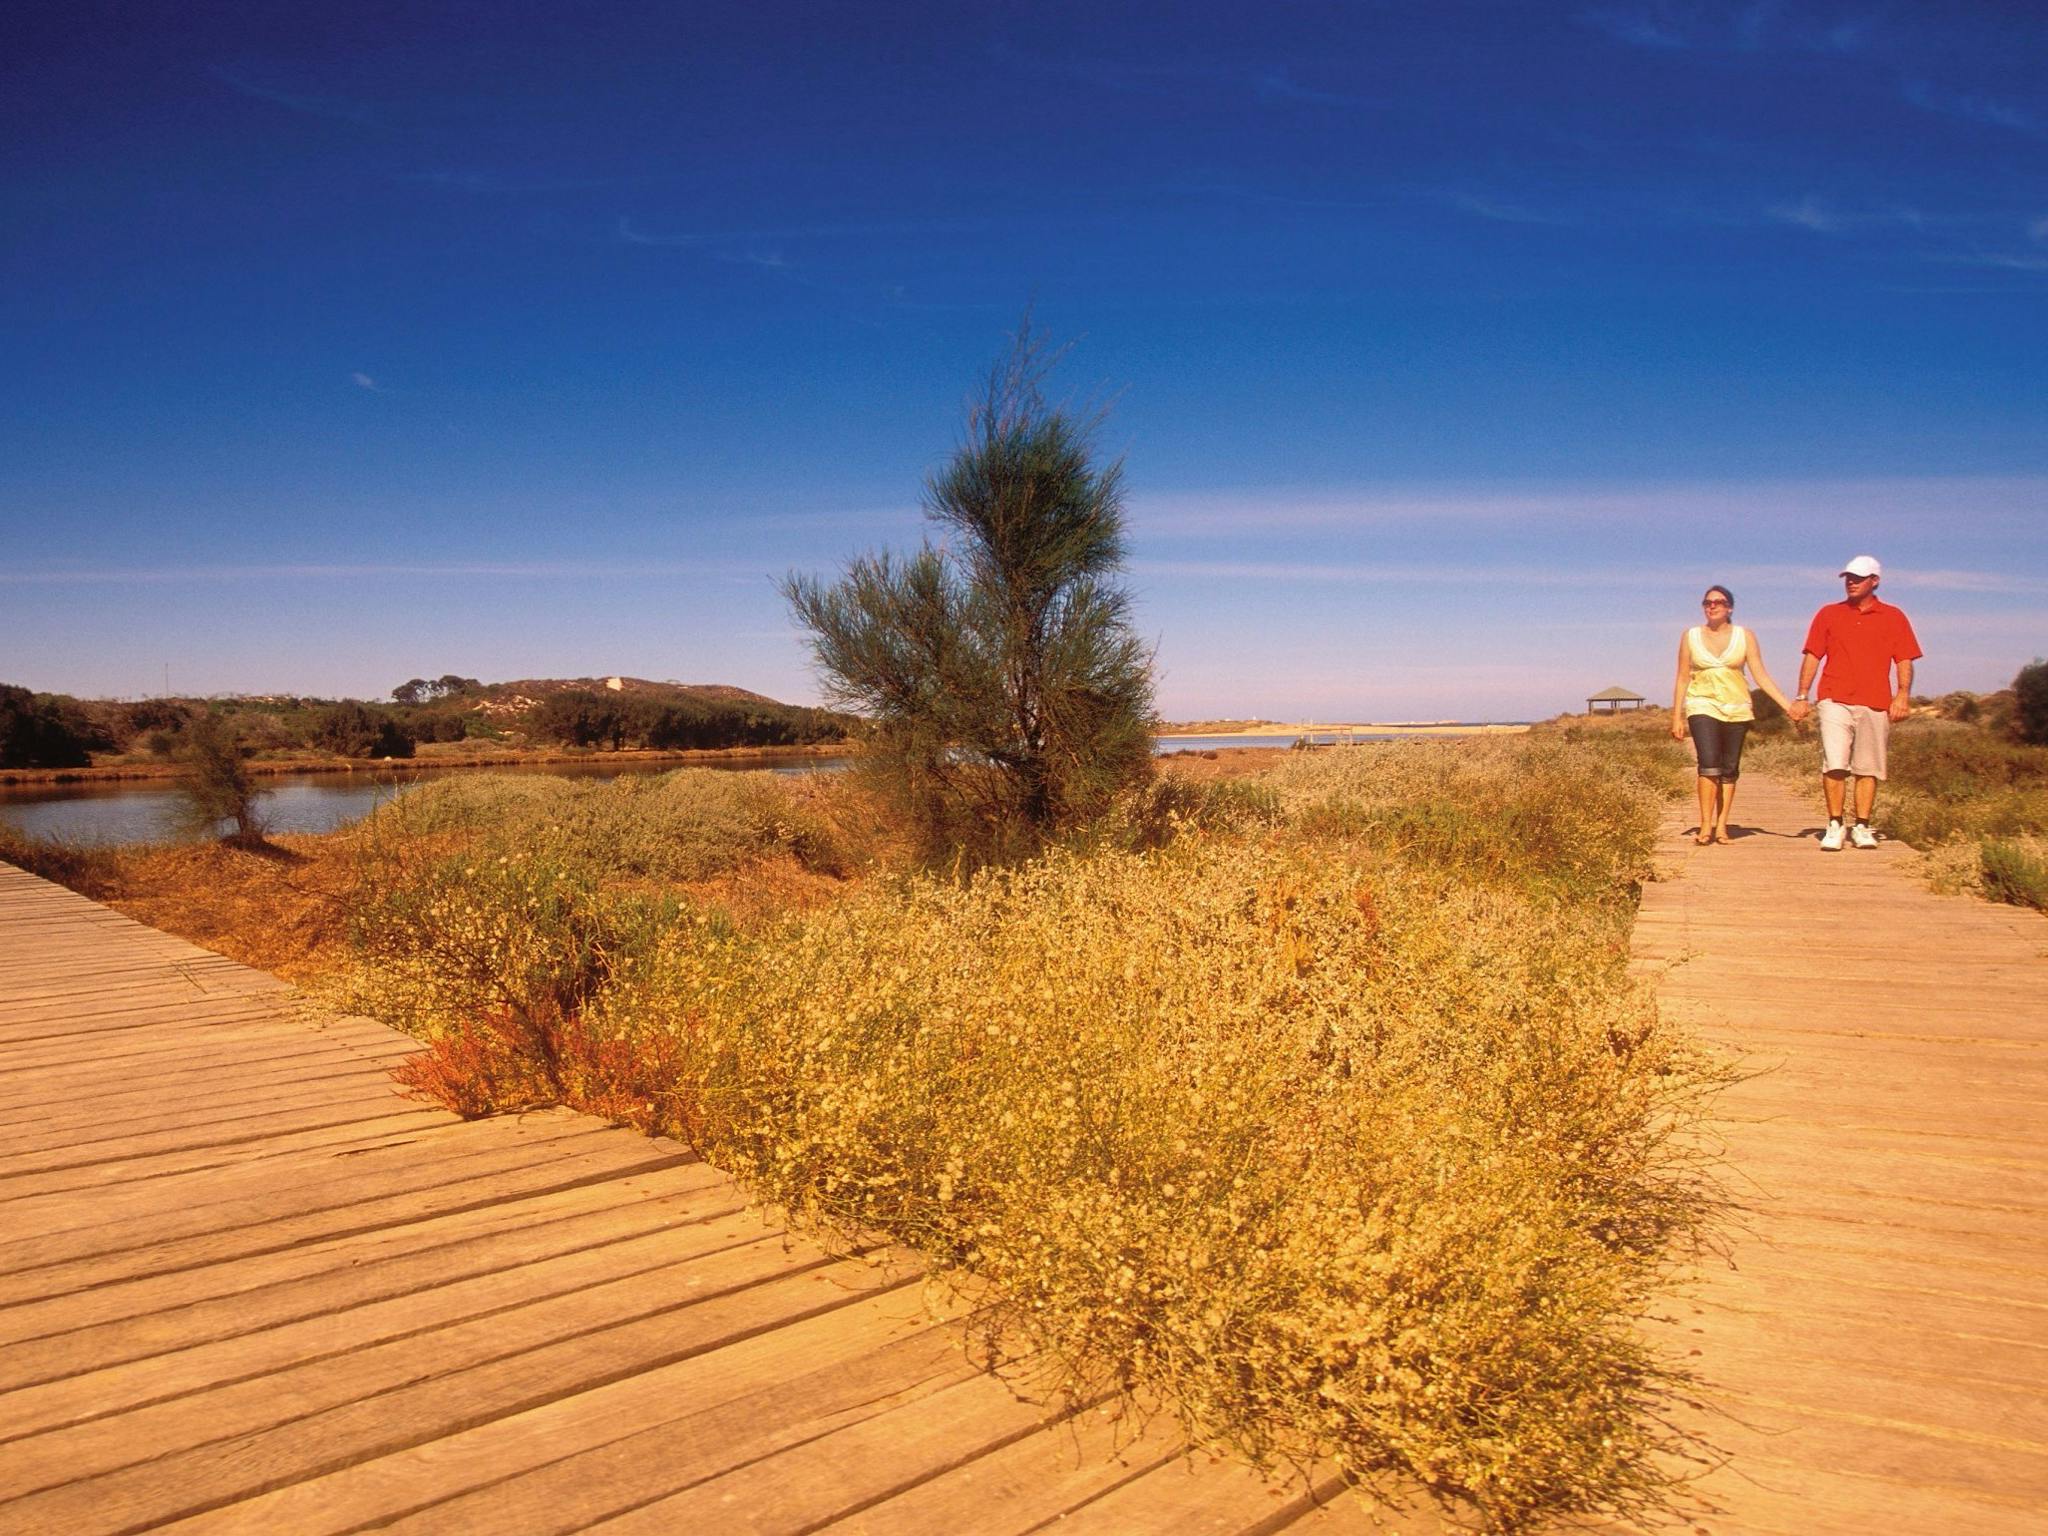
[401,169,644,195]
[2028,215,2048,244]
[1437,191,1577,227]
[209,65,382,127]
[1766,195,1923,236]
[1903,79,2042,136]
[985,41,1217,102]
[1130,475,2048,538]
[1578,6,1691,50]
[1137,558,2048,596]
[1582,4,1867,55]
[1252,68,1376,110]
[1,560,767,586]
[1927,249,2048,273]
[616,215,987,248]
[350,372,380,392]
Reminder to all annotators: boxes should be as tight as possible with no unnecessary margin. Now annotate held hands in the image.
[1787,698,1811,723]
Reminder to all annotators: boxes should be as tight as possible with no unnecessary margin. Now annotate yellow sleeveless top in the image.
[1684,625,1753,722]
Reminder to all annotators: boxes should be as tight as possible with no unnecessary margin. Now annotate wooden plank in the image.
[0,1167,725,1347]
[0,1134,695,1306]
[0,1245,899,1526]
[1612,777,2048,1533]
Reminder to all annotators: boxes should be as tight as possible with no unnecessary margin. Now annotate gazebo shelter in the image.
[1587,685,1648,714]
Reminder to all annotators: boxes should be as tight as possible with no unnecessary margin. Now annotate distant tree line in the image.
[0,685,103,769]
[3,679,854,769]
[527,691,851,751]
[0,688,470,765]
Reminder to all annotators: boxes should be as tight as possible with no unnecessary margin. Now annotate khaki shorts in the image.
[1817,699,1889,779]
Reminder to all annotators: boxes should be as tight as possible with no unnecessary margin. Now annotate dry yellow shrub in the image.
[602,801,1718,1525]
[336,731,1720,1527]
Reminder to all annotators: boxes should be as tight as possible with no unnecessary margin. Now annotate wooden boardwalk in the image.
[0,862,1388,1535]
[5,776,2045,1532]
[1627,777,2048,1533]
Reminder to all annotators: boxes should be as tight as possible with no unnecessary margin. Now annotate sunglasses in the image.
[1702,599,1730,608]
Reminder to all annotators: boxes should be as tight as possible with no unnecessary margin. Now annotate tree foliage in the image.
[783,324,1155,865]
[0,684,96,769]
[528,690,846,751]
[173,714,267,846]
[312,701,415,759]
[2015,660,2048,747]
[392,675,481,705]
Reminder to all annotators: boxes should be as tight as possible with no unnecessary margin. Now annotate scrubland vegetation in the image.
[1747,701,2048,912]
[286,729,1712,1529]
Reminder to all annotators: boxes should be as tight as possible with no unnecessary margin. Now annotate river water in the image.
[0,755,848,846]
[0,733,1451,846]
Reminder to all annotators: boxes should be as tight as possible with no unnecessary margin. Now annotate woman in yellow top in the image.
[1670,584,1802,845]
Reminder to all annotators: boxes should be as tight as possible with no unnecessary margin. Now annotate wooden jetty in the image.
[3,770,2044,1532]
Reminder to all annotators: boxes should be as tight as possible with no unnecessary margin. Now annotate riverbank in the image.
[0,738,857,788]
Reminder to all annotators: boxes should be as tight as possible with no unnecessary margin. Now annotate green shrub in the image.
[2015,660,2048,748]
[0,683,95,769]
[784,324,1154,871]
[312,700,415,759]
[1980,839,2048,911]
[173,714,268,846]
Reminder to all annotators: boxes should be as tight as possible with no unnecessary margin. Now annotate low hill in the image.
[474,676,790,718]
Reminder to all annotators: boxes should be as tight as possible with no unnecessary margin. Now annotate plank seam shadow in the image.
[0,1152,694,1299]
[5,1267,929,1536]
[0,1198,762,1410]
[350,1351,1014,1536]
[0,1122,636,1254]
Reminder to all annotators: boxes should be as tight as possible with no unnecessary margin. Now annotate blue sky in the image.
[4,0,2043,720]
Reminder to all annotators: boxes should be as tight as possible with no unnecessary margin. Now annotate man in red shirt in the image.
[1796,555,1923,851]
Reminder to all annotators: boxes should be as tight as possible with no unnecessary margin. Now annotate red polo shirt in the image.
[1802,597,1922,710]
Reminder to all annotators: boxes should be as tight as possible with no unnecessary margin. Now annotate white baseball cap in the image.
[1840,555,1881,578]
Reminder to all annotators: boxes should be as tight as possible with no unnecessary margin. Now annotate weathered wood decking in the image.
[1625,777,2048,1533]
[3,774,2044,1533]
[0,862,1387,1535]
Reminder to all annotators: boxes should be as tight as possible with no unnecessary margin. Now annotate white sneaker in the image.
[1850,822,1879,850]
[1820,820,1845,851]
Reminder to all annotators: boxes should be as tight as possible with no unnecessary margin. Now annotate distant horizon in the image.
[6,4,2041,720]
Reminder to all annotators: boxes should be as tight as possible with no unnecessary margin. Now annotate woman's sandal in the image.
[1694,832,1714,846]
[1712,827,1732,844]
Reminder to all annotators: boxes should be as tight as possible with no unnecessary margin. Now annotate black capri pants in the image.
[1686,714,1750,781]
